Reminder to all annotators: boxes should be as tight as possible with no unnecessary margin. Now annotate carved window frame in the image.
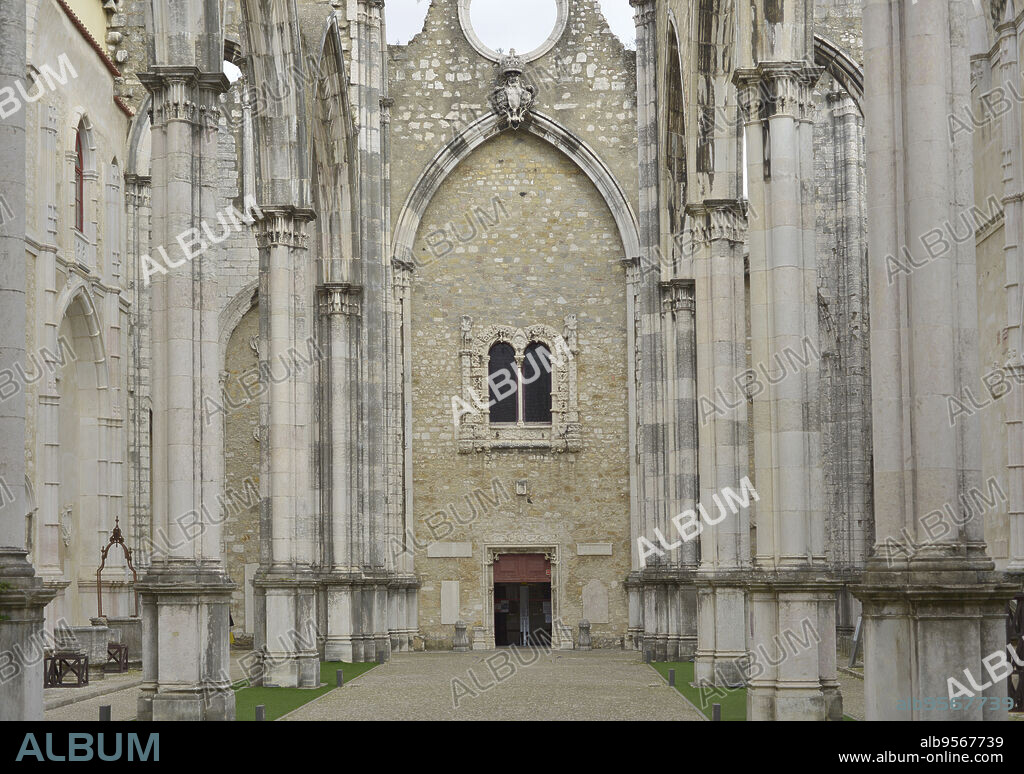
[457,317,580,453]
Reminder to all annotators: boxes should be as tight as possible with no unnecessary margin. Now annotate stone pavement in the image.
[284,649,705,721]
[43,648,253,721]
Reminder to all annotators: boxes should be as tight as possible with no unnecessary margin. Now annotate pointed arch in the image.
[813,34,864,113]
[391,111,641,265]
[665,12,687,235]
[690,0,740,200]
[237,0,311,209]
[53,280,111,417]
[311,13,358,278]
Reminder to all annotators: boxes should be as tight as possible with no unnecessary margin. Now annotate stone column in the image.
[134,68,234,721]
[253,208,319,688]
[736,64,841,720]
[322,281,362,662]
[854,0,1016,720]
[689,201,751,687]
[995,2,1024,575]
[0,0,56,721]
[629,0,674,660]
[661,279,699,660]
[817,91,871,644]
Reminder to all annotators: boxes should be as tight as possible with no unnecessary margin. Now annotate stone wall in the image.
[389,0,639,648]
[408,131,632,650]
[223,305,261,637]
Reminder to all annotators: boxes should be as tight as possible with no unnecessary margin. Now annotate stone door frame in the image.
[480,543,571,650]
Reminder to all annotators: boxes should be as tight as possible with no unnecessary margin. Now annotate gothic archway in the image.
[391,111,641,264]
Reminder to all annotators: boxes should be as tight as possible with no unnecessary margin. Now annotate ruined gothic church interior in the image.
[1,0,1023,725]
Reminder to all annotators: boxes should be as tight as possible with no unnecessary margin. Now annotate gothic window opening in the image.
[74,128,84,233]
[487,341,553,425]
[460,321,580,452]
[522,342,552,423]
[488,342,518,423]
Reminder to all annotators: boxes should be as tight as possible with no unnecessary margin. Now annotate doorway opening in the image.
[492,553,552,646]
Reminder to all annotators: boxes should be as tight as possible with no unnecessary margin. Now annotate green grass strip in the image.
[650,662,858,721]
[650,661,747,721]
[234,660,377,721]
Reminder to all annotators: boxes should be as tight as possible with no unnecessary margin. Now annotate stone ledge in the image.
[44,672,143,710]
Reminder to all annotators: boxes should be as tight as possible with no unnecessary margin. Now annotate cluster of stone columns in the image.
[252,207,319,688]
[690,201,751,688]
[854,0,1016,720]
[736,62,841,720]
[0,0,55,722]
[134,66,235,721]
[627,0,700,663]
[320,0,417,664]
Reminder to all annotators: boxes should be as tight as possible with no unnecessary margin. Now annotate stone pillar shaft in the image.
[0,0,57,721]
[691,201,751,685]
[0,0,28,552]
[135,68,235,721]
[995,9,1024,573]
[736,62,840,720]
[855,0,1015,720]
[323,284,360,572]
[253,208,318,688]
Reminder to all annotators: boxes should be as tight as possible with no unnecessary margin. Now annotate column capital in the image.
[629,0,656,25]
[253,207,316,250]
[318,283,363,317]
[685,199,748,245]
[734,63,822,122]
[138,68,229,127]
[620,255,643,285]
[659,279,695,314]
[391,257,415,290]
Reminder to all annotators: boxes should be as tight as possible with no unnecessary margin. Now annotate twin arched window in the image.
[488,341,552,424]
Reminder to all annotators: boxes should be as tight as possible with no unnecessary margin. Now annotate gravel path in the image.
[284,649,705,721]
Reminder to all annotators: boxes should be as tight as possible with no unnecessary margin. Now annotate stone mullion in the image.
[135,66,235,721]
[852,0,1016,721]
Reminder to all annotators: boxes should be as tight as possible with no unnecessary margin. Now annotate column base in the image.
[0,549,57,721]
[694,574,747,685]
[747,570,842,721]
[135,561,236,722]
[636,569,697,662]
[853,558,1017,720]
[254,571,319,687]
